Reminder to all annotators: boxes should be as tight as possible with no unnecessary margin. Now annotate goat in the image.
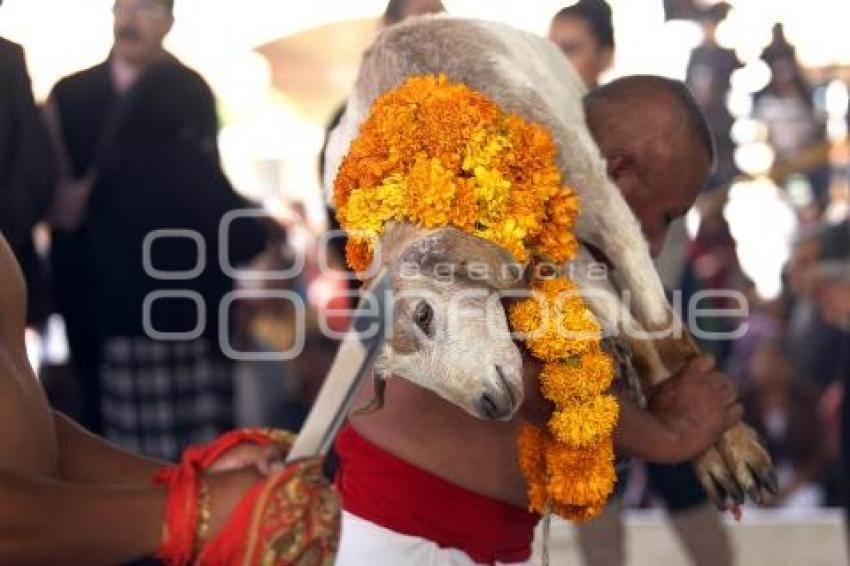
[324,15,776,508]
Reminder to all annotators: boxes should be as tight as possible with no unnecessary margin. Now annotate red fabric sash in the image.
[335,424,539,564]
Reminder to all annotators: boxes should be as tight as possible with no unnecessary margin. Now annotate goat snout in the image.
[477,390,513,420]
[476,365,521,420]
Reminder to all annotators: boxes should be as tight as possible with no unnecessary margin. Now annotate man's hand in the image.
[645,355,743,463]
[209,442,286,476]
[519,344,743,465]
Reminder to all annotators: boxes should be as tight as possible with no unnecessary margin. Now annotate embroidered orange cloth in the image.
[155,429,340,565]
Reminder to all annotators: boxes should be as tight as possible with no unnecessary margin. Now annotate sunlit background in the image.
[1,0,848,297]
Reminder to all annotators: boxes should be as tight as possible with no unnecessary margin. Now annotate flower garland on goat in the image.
[333,74,618,522]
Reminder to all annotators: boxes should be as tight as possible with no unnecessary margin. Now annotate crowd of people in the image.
[0,0,848,564]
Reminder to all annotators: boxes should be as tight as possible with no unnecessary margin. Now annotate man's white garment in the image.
[336,511,536,566]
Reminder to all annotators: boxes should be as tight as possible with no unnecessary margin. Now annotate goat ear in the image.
[399,226,527,289]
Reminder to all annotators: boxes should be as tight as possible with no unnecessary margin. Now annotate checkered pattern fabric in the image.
[100,337,235,461]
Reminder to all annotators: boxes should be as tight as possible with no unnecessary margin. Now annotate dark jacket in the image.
[0,38,56,323]
[85,61,266,344]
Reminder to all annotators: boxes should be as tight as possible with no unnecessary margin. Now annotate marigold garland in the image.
[333,74,618,522]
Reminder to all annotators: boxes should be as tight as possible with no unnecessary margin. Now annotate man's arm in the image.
[0,465,262,566]
[52,411,164,485]
[630,355,742,463]
[522,353,743,463]
[0,469,164,566]
[53,412,287,485]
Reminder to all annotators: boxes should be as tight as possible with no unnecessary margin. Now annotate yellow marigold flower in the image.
[473,165,511,224]
[548,394,620,449]
[463,128,511,171]
[338,175,406,237]
[403,156,457,228]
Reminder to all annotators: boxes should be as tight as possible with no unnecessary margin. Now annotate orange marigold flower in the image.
[403,156,457,228]
[345,238,374,273]
[539,348,615,403]
[551,502,606,524]
[509,278,603,361]
[449,178,480,231]
[545,438,616,507]
[548,394,620,449]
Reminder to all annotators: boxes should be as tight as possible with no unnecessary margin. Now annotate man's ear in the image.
[606,152,642,203]
[606,153,632,181]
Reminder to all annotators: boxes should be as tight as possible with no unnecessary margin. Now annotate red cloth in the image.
[335,424,539,564]
[154,429,339,566]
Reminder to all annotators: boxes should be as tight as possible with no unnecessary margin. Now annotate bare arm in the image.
[0,464,262,566]
[521,353,742,463]
[0,468,164,566]
[53,411,165,486]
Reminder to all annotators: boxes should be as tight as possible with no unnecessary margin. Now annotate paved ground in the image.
[532,509,848,566]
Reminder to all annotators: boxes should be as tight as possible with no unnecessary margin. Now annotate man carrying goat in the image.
[325,16,766,566]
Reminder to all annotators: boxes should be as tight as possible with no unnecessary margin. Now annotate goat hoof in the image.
[693,446,734,510]
[717,423,776,505]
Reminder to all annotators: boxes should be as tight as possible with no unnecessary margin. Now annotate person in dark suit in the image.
[45,0,213,434]
[0,36,56,327]
[85,61,266,461]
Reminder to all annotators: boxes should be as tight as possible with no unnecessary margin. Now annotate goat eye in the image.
[414,301,434,334]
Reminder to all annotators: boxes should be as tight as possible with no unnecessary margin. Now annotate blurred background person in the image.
[0,32,55,331]
[44,0,203,434]
[741,339,826,508]
[382,0,444,27]
[755,23,829,209]
[85,62,267,461]
[681,207,746,364]
[802,221,850,543]
[548,0,614,90]
[685,2,741,191]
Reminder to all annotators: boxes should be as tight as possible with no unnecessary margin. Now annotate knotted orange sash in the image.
[154,429,340,565]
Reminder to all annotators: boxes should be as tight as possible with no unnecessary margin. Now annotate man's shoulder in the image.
[0,37,25,73]
[162,56,214,95]
[51,60,111,98]
[0,37,24,59]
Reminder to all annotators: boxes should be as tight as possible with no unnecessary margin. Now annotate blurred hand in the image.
[209,442,286,476]
[648,355,743,462]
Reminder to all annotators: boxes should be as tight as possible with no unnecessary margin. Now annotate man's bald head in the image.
[584,75,715,169]
[582,76,714,257]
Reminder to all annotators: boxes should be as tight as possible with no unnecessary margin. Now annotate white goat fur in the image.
[324,15,673,337]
